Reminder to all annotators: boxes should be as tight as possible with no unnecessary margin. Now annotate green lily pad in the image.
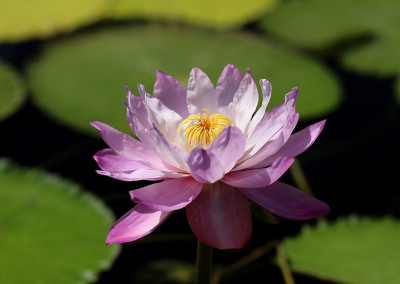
[341,32,400,76]
[27,25,341,136]
[260,0,400,104]
[283,216,400,284]
[0,61,25,121]
[0,0,108,42]
[260,0,400,74]
[107,0,279,30]
[259,0,399,50]
[0,160,120,284]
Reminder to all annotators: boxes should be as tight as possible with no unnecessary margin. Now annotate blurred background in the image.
[0,0,399,283]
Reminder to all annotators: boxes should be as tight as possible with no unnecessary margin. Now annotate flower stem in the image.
[290,159,325,222]
[277,244,295,284]
[290,159,313,196]
[195,239,213,284]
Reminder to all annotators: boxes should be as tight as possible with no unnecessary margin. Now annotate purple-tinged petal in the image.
[144,91,183,145]
[247,79,272,136]
[125,85,152,131]
[130,177,203,211]
[187,67,218,114]
[216,63,244,113]
[126,106,162,155]
[97,168,188,182]
[235,112,299,171]
[153,70,189,117]
[207,126,245,173]
[226,69,259,134]
[125,88,161,154]
[186,148,225,183]
[186,182,252,249]
[94,149,147,172]
[285,86,298,102]
[222,156,294,188]
[90,121,170,171]
[257,119,326,168]
[240,88,298,160]
[240,181,330,220]
[150,126,189,172]
[106,204,172,245]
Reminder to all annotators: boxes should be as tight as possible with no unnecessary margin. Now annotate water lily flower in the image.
[92,63,330,249]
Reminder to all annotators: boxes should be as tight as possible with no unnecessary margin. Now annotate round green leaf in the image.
[259,0,399,50]
[0,160,120,284]
[0,0,108,42]
[27,25,341,136]
[259,0,366,50]
[260,0,400,76]
[341,32,400,76]
[283,216,400,284]
[107,0,279,30]
[0,61,25,121]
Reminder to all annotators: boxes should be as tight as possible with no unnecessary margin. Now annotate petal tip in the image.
[105,233,119,245]
[191,66,200,74]
[226,62,238,70]
[90,121,101,130]
[124,84,131,94]
[285,87,298,104]
[260,78,271,86]
[321,202,331,215]
[155,69,168,79]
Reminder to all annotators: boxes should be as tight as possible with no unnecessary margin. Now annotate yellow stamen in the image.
[178,109,232,151]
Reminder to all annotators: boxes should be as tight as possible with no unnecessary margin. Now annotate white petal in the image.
[144,90,183,146]
[187,67,218,114]
[226,69,259,136]
[246,79,271,136]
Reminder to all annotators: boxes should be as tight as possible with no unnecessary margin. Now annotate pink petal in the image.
[247,79,272,136]
[90,121,169,171]
[144,91,183,145]
[186,148,225,183]
[240,181,330,220]
[235,112,299,171]
[216,63,244,114]
[240,88,298,161]
[226,69,259,135]
[153,70,189,117]
[97,168,188,182]
[125,89,161,156]
[130,177,203,211]
[207,126,246,173]
[150,126,189,172]
[222,156,294,188]
[257,119,326,168]
[186,182,252,249]
[125,85,152,133]
[285,86,298,102]
[187,67,218,114]
[94,148,147,172]
[133,84,177,151]
[106,204,172,245]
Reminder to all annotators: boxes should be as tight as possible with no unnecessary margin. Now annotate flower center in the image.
[178,109,233,151]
